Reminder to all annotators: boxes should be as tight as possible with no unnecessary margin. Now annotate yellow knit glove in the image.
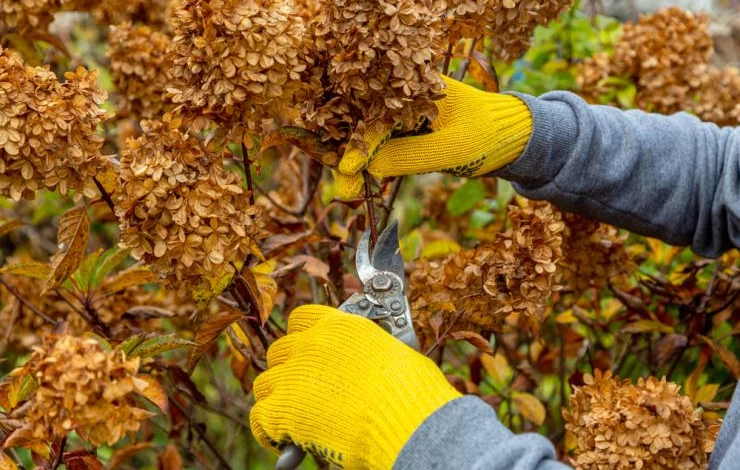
[335,75,533,198]
[249,305,461,469]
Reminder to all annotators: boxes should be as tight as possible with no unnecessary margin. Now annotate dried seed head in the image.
[564,370,715,470]
[297,0,446,145]
[108,22,174,120]
[410,200,564,344]
[167,0,307,140]
[117,116,267,292]
[578,8,739,126]
[0,47,109,200]
[443,0,572,59]
[23,335,150,447]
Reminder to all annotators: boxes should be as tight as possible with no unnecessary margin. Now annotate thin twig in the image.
[93,177,116,214]
[442,43,453,76]
[453,38,478,82]
[170,396,235,470]
[51,436,66,470]
[0,276,57,325]
[363,171,378,245]
[379,177,404,231]
[241,142,255,205]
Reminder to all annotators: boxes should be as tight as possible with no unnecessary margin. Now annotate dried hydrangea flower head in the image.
[117,115,266,292]
[564,370,713,470]
[298,0,446,145]
[443,0,572,59]
[167,0,307,141]
[578,8,738,126]
[108,22,174,120]
[22,335,151,447]
[0,0,61,34]
[0,47,109,200]
[410,200,564,344]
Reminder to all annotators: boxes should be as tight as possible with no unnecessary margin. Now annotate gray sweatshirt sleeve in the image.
[493,91,739,258]
[393,396,571,470]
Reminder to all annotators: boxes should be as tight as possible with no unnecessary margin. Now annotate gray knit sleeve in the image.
[393,396,571,470]
[493,91,739,258]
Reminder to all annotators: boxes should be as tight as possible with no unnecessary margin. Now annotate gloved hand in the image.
[334,75,533,198]
[249,305,461,470]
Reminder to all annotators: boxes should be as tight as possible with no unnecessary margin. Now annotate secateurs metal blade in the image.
[276,220,419,470]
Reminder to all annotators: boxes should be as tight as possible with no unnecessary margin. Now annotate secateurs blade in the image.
[275,220,419,470]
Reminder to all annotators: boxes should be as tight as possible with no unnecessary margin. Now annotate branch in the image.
[241,142,255,205]
[0,276,57,326]
[92,177,116,214]
[363,171,378,245]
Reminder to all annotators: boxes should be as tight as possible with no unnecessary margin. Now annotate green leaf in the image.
[446,179,486,216]
[92,247,131,288]
[616,84,636,109]
[100,265,155,295]
[127,334,193,358]
[82,331,113,352]
[73,248,104,293]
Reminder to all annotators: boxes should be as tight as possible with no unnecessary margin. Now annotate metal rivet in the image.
[372,274,392,291]
[358,299,370,309]
[394,317,407,328]
[390,300,403,311]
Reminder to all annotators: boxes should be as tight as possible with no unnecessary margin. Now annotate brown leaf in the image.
[260,127,340,168]
[44,205,89,293]
[187,308,244,371]
[284,255,330,282]
[622,319,674,334]
[108,442,153,470]
[512,391,546,426]
[3,427,49,458]
[702,335,740,380]
[0,220,24,238]
[0,372,37,410]
[654,334,688,368]
[236,268,277,324]
[262,232,322,258]
[134,374,168,412]
[101,265,156,294]
[469,51,499,92]
[0,262,50,280]
[159,444,183,470]
[63,450,103,470]
[480,353,512,385]
[0,452,18,470]
[446,331,493,355]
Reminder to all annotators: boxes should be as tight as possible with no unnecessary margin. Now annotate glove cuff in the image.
[365,358,462,469]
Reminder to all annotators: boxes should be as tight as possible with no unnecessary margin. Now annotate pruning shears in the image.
[276,220,418,470]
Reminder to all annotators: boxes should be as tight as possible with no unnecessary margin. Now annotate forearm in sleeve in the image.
[493,91,740,258]
[393,396,571,470]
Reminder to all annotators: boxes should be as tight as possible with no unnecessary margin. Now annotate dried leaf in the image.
[480,353,512,385]
[694,383,719,406]
[469,51,499,92]
[702,336,740,380]
[127,334,193,358]
[284,255,330,282]
[0,452,18,470]
[262,232,322,258]
[0,262,50,280]
[0,219,24,238]
[134,374,168,412]
[44,205,89,294]
[159,444,183,470]
[101,265,155,294]
[260,127,340,168]
[512,391,546,426]
[622,319,674,334]
[0,373,37,410]
[108,442,153,470]
[446,331,493,355]
[63,450,104,470]
[187,308,244,372]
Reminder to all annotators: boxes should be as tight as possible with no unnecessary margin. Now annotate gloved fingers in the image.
[331,169,364,200]
[249,399,283,452]
[286,304,339,334]
[266,333,302,368]
[252,365,281,402]
[337,125,393,176]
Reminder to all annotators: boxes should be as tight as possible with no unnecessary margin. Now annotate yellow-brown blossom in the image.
[24,335,151,447]
[410,200,564,342]
[444,0,572,59]
[0,0,61,34]
[108,22,174,120]
[578,8,739,126]
[167,0,307,138]
[560,213,635,292]
[117,116,266,291]
[564,370,714,470]
[0,47,109,200]
[299,0,446,144]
